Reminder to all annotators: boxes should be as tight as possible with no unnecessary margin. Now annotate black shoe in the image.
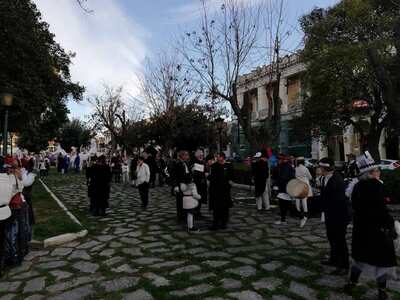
[344,282,357,295]
[188,227,200,232]
[378,289,389,300]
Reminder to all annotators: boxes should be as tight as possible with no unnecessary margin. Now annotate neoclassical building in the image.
[233,53,398,161]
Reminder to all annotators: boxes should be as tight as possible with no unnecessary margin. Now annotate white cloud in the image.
[33,0,149,119]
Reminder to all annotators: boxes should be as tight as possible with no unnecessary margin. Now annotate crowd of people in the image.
[0,144,398,299]
[251,150,398,300]
[0,154,37,277]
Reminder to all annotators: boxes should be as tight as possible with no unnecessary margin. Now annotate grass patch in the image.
[32,180,83,241]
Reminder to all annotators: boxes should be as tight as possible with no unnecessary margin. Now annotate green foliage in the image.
[232,163,252,185]
[58,119,92,152]
[32,176,82,241]
[140,104,224,151]
[299,0,400,158]
[0,0,84,151]
[382,169,400,204]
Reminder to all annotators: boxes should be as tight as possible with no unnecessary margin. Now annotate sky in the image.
[33,0,339,120]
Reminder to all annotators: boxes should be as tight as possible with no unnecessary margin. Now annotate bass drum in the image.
[286,179,309,199]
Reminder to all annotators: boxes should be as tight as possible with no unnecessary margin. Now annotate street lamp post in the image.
[215,117,224,153]
[1,93,13,156]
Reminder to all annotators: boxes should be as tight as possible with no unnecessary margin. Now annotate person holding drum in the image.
[295,157,313,227]
[273,154,295,225]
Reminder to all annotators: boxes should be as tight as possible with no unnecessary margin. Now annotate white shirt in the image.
[295,164,313,197]
[21,169,36,187]
[136,163,150,185]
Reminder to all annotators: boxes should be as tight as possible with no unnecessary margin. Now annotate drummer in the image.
[295,157,313,227]
[273,154,295,225]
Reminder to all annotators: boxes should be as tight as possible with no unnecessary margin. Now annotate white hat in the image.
[254,152,262,158]
[356,151,379,174]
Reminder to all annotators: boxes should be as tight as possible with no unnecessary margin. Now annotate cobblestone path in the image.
[0,174,399,300]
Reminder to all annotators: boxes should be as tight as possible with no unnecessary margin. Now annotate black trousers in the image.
[326,222,349,269]
[176,192,184,220]
[279,199,291,222]
[138,182,149,208]
[0,219,7,275]
[212,207,230,228]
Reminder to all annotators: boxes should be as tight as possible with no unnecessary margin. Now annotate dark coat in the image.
[351,178,397,267]
[191,158,207,204]
[252,159,269,197]
[272,162,295,194]
[208,162,233,210]
[90,164,112,209]
[321,172,349,226]
[174,160,192,186]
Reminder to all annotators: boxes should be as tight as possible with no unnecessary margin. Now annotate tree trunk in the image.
[229,95,259,151]
[366,122,384,162]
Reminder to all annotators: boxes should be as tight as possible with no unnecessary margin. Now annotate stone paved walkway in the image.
[0,174,399,300]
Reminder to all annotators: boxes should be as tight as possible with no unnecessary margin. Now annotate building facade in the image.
[234,53,398,161]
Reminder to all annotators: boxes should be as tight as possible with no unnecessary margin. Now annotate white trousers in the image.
[256,180,270,210]
[295,198,308,213]
[187,213,193,229]
[122,173,129,183]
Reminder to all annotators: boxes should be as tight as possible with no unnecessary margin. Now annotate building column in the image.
[379,128,387,159]
[257,85,267,111]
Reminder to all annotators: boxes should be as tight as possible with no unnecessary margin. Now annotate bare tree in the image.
[88,85,141,152]
[179,0,293,150]
[179,0,263,149]
[76,0,93,13]
[138,52,201,117]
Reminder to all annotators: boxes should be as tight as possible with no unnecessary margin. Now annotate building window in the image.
[287,76,300,108]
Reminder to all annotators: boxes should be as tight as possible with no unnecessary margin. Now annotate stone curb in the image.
[37,179,87,248]
[43,229,88,248]
[231,182,253,191]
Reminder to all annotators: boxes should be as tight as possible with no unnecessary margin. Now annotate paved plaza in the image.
[0,174,399,300]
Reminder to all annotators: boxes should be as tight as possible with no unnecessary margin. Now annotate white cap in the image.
[254,152,262,158]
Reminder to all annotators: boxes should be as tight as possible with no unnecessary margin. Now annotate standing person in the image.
[295,157,313,227]
[156,153,166,187]
[174,150,192,222]
[130,155,138,186]
[208,152,233,230]
[191,149,208,218]
[136,156,150,209]
[252,151,270,211]
[5,157,31,265]
[319,157,350,273]
[63,154,69,174]
[180,179,201,232]
[86,156,97,213]
[21,159,36,238]
[74,152,81,173]
[344,153,397,300]
[121,160,130,185]
[273,154,296,225]
[111,154,122,184]
[0,157,12,277]
[57,153,63,173]
[144,152,157,188]
[91,156,112,216]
